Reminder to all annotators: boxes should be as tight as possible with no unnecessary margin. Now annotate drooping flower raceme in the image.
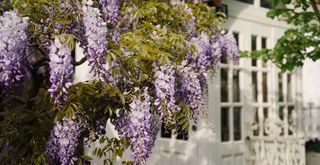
[184,4,195,35]
[46,116,87,165]
[82,0,113,83]
[0,11,28,87]
[154,65,179,121]
[211,33,239,65]
[190,33,212,72]
[128,90,160,165]
[114,89,161,165]
[48,37,73,106]
[99,0,120,27]
[99,0,121,43]
[176,62,205,117]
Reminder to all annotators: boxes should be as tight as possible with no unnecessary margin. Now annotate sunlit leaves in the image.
[246,0,320,71]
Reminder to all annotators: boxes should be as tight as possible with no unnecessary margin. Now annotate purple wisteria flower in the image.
[128,89,160,164]
[48,37,73,106]
[0,11,28,87]
[46,115,87,165]
[190,33,212,72]
[154,65,179,121]
[184,4,195,35]
[211,33,239,65]
[114,89,161,165]
[176,62,205,117]
[82,0,113,83]
[171,0,195,34]
[99,0,120,27]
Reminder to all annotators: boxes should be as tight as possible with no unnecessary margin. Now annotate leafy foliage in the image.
[243,0,320,71]
[0,0,233,164]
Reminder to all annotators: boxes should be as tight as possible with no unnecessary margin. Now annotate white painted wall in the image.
[303,59,320,140]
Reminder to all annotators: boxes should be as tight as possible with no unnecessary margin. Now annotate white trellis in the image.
[247,109,305,165]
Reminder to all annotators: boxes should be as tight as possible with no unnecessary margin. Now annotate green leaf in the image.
[81,155,93,161]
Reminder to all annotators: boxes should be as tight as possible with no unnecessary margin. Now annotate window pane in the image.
[279,106,284,135]
[252,72,258,102]
[221,69,229,102]
[221,107,230,142]
[262,73,268,102]
[278,73,284,102]
[261,37,268,67]
[237,0,254,4]
[251,35,257,66]
[161,123,171,138]
[176,126,188,140]
[287,74,292,102]
[261,0,272,8]
[262,37,267,49]
[263,107,268,136]
[233,70,241,102]
[234,107,242,141]
[288,106,295,135]
[233,32,239,47]
[253,108,259,136]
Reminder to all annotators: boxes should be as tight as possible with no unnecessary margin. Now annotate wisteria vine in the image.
[0,11,28,88]
[0,1,239,165]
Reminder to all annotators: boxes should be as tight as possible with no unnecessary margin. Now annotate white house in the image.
[80,0,306,164]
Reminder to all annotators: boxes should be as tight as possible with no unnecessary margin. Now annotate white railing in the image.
[247,109,305,165]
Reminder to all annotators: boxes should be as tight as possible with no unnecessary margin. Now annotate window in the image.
[161,123,171,138]
[252,72,258,102]
[233,32,239,47]
[278,73,284,102]
[233,70,241,102]
[234,107,242,141]
[160,123,189,140]
[251,35,257,66]
[287,74,292,102]
[221,107,230,142]
[220,31,243,143]
[221,68,229,102]
[176,126,188,140]
[261,37,268,67]
[262,73,268,102]
[260,0,272,8]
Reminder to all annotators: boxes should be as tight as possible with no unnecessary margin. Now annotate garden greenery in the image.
[0,0,238,164]
[243,0,320,71]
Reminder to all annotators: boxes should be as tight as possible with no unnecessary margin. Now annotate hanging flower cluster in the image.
[0,11,28,87]
[114,89,161,164]
[46,116,87,165]
[176,63,205,117]
[48,37,73,106]
[99,0,120,27]
[82,0,112,83]
[0,0,239,164]
[154,65,179,121]
[211,33,240,65]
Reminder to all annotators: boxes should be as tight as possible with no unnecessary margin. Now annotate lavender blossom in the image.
[113,89,160,165]
[82,0,113,83]
[113,110,131,139]
[154,65,179,121]
[176,62,205,117]
[46,116,87,165]
[99,0,120,27]
[0,11,28,87]
[190,33,212,72]
[128,89,160,164]
[184,4,195,35]
[171,1,195,35]
[48,37,73,106]
[211,33,239,65]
